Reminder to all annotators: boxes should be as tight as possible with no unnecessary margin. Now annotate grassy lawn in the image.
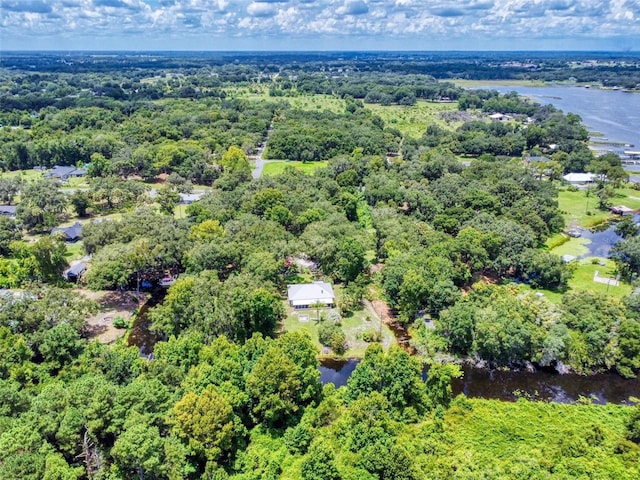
[365,100,460,138]
[59,177,90,190]
[519,256,631,303]
[173,203,188,219]
[558,189,610,228]
[282,304,395,359]
[262,161,327,176]
[65,241,85,261]
[567,257,631,298]
[612,187,640,207]
[558,187,640,228]
[0,169,44,183]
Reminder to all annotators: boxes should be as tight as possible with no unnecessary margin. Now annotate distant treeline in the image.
[2,51,638,88]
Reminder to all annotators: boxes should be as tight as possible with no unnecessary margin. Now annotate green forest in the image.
[0,52,639,479]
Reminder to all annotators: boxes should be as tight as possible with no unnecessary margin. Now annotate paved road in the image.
[252,125,273,179]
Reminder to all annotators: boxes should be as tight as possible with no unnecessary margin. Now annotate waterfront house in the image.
[287,281,335,310]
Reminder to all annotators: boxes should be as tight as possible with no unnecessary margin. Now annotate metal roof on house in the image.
[45,166,87,178]
[52,221,83,241]
[67,262,87,276]
[563,173,596,183]
[287,281,335,305]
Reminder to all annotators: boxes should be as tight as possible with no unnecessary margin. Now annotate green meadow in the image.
[261,160,328,176]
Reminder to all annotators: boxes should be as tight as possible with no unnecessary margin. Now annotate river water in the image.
[319,359,639,405]
[484,85,640,152]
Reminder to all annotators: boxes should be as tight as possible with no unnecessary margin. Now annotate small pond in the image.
[576,214,640,259]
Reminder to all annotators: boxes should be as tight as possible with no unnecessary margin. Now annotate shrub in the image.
[362,330,382,343]
[113,316,129,329]
[327,310,342,325]
[318,322,347,354]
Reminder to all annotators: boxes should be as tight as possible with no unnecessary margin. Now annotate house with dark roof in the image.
[51,222,83,242]
[45,165,87,181]
[65,262,87,282]
[0,205,17,218]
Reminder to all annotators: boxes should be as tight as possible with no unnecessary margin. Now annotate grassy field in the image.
[282,304,395,359]
[558,189,610,228]
[261,161,327,176]
[0,169,44,183]
[64,241,85,261]
[365,100,460,138]
[519,256,631,303]
[567,257,631,297]
[287,95,346,114]
[558,187,640,228]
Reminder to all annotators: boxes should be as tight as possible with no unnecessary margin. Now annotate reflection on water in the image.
[319,359,640,405]
[452,364,639,405]
[576,214,640,258]
[484,85,640,149]
[319,358,360,388]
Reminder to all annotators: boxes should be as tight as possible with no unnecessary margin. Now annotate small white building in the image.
[563,172,597,186]
[287,281,335,310]
[488,113,512,122]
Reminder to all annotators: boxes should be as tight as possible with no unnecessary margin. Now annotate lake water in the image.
[484,85,640,152]
[319,359,640,405]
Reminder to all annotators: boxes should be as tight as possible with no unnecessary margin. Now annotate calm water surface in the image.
[485,85,640,151]
[319,359,640,405]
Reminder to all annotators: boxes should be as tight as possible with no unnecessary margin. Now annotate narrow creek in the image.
[320,359,639,405]
[128,291,639,405]
[127,290,164,356]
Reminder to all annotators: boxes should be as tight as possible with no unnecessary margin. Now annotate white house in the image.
[488,113,512,122]
[563,172,597,186]
[287,281,335,310]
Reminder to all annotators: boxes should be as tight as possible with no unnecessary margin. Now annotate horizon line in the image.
[1,49,637,54]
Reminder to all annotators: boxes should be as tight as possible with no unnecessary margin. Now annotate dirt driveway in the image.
[79,290,149,344]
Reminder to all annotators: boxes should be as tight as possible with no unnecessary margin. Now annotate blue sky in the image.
[1,0,639,51]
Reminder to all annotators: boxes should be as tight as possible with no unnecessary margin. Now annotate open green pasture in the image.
[286,95,346,113]
[365,100,460,138]
[261,161,327,176]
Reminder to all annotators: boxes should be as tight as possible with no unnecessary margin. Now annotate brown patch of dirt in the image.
[369,263,384,274]
[79,290,149,344]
